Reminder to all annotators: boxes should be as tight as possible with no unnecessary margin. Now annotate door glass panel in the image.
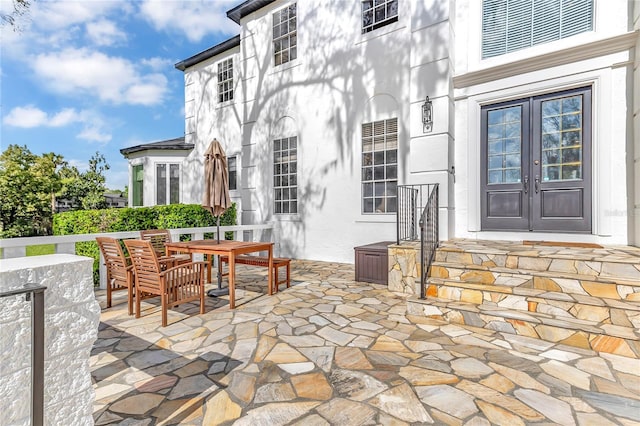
[541,94,582,181]
[486,106,522,184]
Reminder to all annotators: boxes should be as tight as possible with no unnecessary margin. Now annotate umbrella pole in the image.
[207,215,230,297]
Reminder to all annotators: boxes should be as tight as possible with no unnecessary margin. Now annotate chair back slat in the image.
[140,229,172,257]
[96,237,129,290]
[124,239,163,292]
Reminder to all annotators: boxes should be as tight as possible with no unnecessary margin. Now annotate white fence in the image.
[0,224,275,288]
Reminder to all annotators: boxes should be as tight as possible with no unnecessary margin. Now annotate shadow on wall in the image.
[191,1,449,258]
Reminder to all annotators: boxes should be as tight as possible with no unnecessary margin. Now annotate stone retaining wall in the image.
[388,243,421,295]
[0,254,100,426]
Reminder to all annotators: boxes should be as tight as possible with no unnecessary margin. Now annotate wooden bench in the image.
[219,255,291,294]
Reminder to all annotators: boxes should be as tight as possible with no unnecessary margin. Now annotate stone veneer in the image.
[388,242,421,295]
[0,254,100,426]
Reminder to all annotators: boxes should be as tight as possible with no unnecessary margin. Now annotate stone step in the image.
[430,261,640,295]
[426,277,640,328]
[435,240,640,282]
[407,295,640,359]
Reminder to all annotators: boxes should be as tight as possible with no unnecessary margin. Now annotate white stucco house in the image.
[122,0,640,263]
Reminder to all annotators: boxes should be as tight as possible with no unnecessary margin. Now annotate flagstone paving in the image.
[92,260,640,425]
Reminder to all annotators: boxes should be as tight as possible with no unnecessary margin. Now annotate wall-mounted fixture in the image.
[422,96,433,133]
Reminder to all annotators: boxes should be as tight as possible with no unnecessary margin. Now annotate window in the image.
[228,156,237,190]
[482,0,593,59]
[218,58,233,103]
[273,4,297,66]
[362,118,398,213]
[132,164,143,207]
[274,136,298,214]
[362,0,398,34]
[156,163,180,205]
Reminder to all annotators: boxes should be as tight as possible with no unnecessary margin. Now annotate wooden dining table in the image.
[164,240,273,309]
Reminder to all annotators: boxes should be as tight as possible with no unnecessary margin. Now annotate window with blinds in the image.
[361,118,398,214]
[482,0,593,59]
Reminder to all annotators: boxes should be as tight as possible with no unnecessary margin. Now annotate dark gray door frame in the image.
[481,86,592,233]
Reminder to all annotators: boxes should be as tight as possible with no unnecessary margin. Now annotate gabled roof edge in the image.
[175,35,241,71]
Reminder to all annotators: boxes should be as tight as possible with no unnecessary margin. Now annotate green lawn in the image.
[26,244,56,256]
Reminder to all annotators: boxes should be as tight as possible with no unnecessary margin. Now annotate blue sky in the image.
[1,0,240,190]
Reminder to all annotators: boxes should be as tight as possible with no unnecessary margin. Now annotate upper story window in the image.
[217,58,233,103]
[228,156,237,190]
[156,163,180,205]
[273,4,297,66]
[274,136,298,214]
[132,164,143,207]
[362,118,398,214]
[362,0,398,34]
[482,0,593,59]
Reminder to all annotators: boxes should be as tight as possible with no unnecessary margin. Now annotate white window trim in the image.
[360,117,399,216]
[272,2,298,69]
[217,57,234,105]
[154,162,181,205]
[227,153,240,192]
[361,0,399,35]
[466,0,601,72]
[272,136,299,217]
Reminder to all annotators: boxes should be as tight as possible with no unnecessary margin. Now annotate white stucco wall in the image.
[0,254,100,426]
[174,0,638,261]
[181,0,453,262]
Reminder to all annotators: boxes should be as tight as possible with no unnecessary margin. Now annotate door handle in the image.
[535,176,540,193]
[524,176,529,194]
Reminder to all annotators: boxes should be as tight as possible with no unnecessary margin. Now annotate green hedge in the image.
[53,203,236,285]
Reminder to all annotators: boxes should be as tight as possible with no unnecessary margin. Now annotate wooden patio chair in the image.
[124,239,207,327]
[96,237,134,315]
[140,229,191,266]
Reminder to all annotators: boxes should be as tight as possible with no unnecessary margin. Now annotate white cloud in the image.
[77,126,111,143]
[139,0,239,42]
[86,19,127,46]
[30,1,127,32]
[3,105,112,143]
[141,56,173,71]
[3,105,49,128]
[32,48,168,106]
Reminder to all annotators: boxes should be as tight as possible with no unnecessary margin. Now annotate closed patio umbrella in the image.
[203,138,232,296]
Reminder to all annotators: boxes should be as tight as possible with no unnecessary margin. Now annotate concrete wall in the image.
[182,0,453,262]
[175,0,638,262]
[0,254,100,426]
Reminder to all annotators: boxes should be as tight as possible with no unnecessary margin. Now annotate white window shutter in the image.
[482,0,593,59]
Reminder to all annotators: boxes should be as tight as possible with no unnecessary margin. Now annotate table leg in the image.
[268,246,273,296]
[207,255,213,284]
[229,253,235,309]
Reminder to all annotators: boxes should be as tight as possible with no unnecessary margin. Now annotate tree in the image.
[60,152,110,210]
[33,152,68,216]
[1,0,32,31]
[0,145,49,236]
[0,146,112,237]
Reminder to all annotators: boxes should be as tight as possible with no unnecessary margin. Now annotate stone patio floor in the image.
[92,259,640,425]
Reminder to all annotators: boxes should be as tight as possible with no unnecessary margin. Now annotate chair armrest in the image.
[160,261,208,277]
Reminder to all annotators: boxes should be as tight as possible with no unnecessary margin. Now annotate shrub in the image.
[53,203,236,285]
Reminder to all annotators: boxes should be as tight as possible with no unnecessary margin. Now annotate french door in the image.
[481,87,592,233]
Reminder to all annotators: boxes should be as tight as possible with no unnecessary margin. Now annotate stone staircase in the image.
[406,239,640,359]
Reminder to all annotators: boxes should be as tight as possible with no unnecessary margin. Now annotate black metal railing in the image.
[396,184,438,244]
[1,284,47,426]
[419,185,439,299]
